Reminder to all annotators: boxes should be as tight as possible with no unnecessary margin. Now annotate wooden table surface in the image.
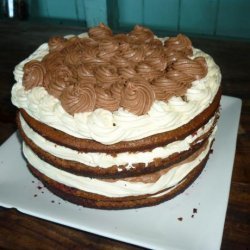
[0,20,249,250]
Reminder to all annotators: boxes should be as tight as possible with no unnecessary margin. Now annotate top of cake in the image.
[11,24,221,144]
[21,23,207,116]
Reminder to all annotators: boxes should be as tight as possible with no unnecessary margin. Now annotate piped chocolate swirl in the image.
[22,23,208,116]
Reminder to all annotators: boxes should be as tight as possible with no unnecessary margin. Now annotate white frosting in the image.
[11,34,221,145]
[19,113,217,168]
[22,131,214,197]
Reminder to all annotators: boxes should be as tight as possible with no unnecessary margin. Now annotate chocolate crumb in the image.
[181,96,188,102]
[51,200,55,203]
[192,131,198,137]
[113,123,116,126]
[178,217,183,221]
[34,194,37,197]
[193,208,198,213]
[37,186,42,190]
[191,214,194,218]
[32,180,35,183]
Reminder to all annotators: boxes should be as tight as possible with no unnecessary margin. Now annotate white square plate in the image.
[0,96,242,250]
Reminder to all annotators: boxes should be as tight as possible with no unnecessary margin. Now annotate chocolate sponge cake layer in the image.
[27,155,208,209]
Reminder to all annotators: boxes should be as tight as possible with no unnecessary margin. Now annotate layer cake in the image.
[11,24,221,209]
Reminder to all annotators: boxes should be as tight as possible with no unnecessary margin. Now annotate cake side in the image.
[23,130,214,208]
[24,134,213,209]
[27,159,207,209]
[17,108,219,178]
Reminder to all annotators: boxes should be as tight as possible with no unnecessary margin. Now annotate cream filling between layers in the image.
[20,113,217,169]
[11,33,221,145]
[22,132,214,198]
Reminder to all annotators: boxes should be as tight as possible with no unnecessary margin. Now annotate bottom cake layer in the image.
[22,134,214,209]
[27,158,207,209]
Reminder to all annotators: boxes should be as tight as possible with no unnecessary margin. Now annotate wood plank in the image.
[216,0,250,39]
[117,0,144,28]
[0,122,16,145]
[45,0,78,20]
[83,0,108,27]
[27,0,86,26]
[0,208,141,250]
[75,0,87,24]
[143,0,179,31]
[27,0,49,19]
[179,0,218,35]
